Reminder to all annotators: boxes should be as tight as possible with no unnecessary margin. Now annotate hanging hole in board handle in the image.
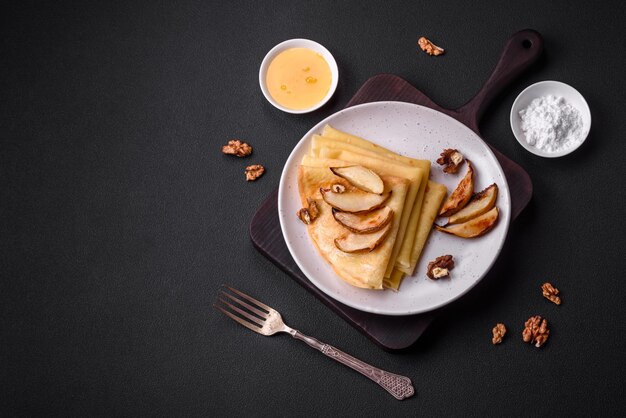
[522,39,532,49]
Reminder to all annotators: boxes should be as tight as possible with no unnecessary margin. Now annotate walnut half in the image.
[245,164,265,181]
[426,255,455,279]
[436,148,464,174]
[222,139,253,157]
[522,315,550,348]
[297,198,320,225]
[418,37,445,56]
[492,323,506,345]
[542,282,561,305]
[307,198,319,218]
[297,208,312,225]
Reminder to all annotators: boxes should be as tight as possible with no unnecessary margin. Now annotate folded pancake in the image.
[317,126,448,277]
[301,154,422,279]
[315,129,433,270]
[322,125,426,166]
[297,165,409,289]
[312,141,427,271]
[398,181,447,275]
[384,182,448,289]
[384,269,406,291]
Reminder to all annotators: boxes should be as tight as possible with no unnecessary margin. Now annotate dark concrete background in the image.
[2,0,625,416]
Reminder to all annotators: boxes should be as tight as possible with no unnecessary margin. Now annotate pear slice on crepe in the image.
[330,165,385,194]
[332,206,393,234]
[321,188,390,213]
[334,222,392,253]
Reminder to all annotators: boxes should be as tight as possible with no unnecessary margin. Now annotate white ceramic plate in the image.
[278,102,511,315]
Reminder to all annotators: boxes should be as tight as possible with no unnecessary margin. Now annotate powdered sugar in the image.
[519,95,583,153]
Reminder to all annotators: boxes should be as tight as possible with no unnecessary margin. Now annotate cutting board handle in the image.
[455,29,543,133]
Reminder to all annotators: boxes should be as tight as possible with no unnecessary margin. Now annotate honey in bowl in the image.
[266,48,332,111]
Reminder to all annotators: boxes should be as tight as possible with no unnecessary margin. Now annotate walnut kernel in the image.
[297,208,312,225]
[522,315,550,348]
[541,282,561,305]
[492,323,506,345]
[426,255,454,279]
[245,164,265,181]
[436,149,465,174]
[418,37,445,56]
[297,198,320,225]
[222,139,252,157]
[306,198,319,219]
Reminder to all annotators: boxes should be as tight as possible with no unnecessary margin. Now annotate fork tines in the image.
[215,286,271,333]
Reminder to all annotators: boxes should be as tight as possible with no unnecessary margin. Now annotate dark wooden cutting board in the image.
[249,30,542,351]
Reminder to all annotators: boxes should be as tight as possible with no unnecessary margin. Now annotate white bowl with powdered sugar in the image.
[510,81,591,158]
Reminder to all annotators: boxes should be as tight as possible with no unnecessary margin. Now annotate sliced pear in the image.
[330,165,384,194]
[320,188,390,213]
[435,206,499,238]
[447,183,498,225]
[332,206,393,234]
[334,222,391,253]
[438,160,474,217]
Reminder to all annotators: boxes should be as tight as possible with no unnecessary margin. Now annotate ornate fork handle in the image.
[291,330,415,400]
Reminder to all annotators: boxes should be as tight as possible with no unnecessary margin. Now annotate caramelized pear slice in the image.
[330,165,384,194]
[320,188,390,213]
[439,160,474,217]
[334,222,391,253]
[447,183,498,225]
[435,206,499,238]
[332,206,393,234]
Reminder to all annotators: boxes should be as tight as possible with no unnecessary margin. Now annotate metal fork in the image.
[215,285,415,400]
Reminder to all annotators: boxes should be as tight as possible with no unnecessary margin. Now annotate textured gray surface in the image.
[2,0,625,416]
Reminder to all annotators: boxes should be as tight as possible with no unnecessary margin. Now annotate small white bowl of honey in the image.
[259,39,339,114]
